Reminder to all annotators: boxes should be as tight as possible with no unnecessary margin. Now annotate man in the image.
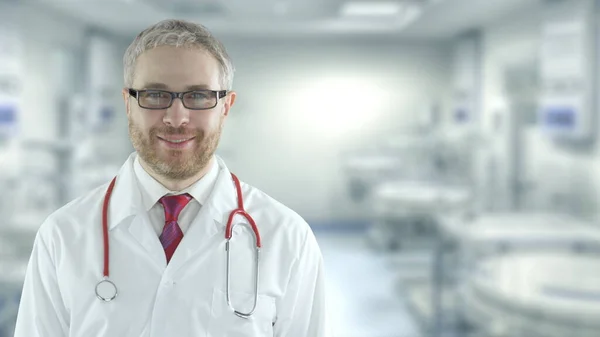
[14,19,328,337]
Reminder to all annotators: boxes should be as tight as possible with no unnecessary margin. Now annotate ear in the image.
[222,91,236,117]
[122,88,131,117]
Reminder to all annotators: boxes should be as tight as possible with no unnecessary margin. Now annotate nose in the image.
[163,97,190,128]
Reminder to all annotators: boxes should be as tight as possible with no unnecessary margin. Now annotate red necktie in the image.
[158,194,192,264]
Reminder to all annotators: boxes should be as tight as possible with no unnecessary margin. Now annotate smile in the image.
[157,136,195,148]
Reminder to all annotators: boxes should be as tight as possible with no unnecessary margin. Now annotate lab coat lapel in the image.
[107,152,143,231]
[108,153,166,271]
[127,212,167,271]
[166,157,238,276]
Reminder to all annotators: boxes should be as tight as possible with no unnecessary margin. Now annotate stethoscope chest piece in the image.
[96,277,118,302]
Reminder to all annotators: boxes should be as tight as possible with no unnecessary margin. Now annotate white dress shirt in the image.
[133,155,219,236]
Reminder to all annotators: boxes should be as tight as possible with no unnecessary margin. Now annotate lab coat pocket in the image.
[207,288,276,337]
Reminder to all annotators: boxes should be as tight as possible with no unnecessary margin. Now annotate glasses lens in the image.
[138,90,172,109]
[183,91,217,109]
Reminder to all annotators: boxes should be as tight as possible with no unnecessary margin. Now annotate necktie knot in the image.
[159,193,193,223]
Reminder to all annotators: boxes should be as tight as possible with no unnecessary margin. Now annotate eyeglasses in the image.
[128,88,228,110]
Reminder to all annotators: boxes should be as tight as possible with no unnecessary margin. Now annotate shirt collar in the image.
[133,154,220,211]
[108,152,236,231]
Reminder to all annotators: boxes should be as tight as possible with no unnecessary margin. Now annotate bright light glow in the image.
[287,77,387,138]
[340,1,401,17]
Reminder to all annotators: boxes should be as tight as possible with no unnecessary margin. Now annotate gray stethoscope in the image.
[94,173,262,319]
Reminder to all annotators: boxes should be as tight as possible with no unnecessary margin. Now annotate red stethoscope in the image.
[95,172,263,319]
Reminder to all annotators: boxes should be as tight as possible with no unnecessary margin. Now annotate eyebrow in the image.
[141,83,213,91]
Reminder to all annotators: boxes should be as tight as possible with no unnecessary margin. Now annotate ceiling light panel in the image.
[340,1,402,17]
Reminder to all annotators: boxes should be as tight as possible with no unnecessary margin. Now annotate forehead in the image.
[133,45,221,89]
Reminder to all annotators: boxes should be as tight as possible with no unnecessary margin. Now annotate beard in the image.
[128,116,223,181]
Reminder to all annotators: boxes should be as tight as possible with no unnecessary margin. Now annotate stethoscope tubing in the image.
[96,172,262,319]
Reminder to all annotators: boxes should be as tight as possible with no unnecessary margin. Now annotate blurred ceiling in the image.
[33,0,541,40]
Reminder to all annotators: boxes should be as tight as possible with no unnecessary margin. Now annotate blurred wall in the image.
[214,38,453,223]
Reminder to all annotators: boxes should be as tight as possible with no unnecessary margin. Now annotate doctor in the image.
[14,19,329,337]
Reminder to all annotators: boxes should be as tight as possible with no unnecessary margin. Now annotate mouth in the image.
[157,136,195,149]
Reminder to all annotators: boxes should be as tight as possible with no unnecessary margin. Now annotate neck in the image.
[139,156,214,192]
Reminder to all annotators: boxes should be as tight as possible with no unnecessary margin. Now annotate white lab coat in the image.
[14,153,329,337]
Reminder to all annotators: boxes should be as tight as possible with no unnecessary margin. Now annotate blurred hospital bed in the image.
[342,128,473,251]
[369,181,471,250]
[403,212,600,337]
[341,127,600,337]
[341,130,440,203]
[463,250,600,337]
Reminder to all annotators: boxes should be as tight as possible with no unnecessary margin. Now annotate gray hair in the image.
[123,19,234,90]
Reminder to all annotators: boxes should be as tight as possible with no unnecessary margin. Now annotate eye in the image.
[190,92,210,99]
[147,91,168,98]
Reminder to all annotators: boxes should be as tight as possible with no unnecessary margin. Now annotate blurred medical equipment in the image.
[416,212,600,337]
[341,129,439,204]
[7,141,65,255]
[69,91,127,197]
[342,152,403,203]
[69,34,130,199]
[0,46,82,337]
[0,260,26,337]
[96,173,262,319]
[340,97,442,201]
[71,138,125,196]
[0,147,62,337]
[0,24,23,142]
[450,31,481,129]
[0,175,17,230]
[0,238,27,337]
[538,0,597,143]
[364,129,477,251]
[463,249,600,337]
[5,46,83,251]
[369,181,470,251]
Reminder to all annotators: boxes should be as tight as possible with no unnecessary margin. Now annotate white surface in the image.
[441,212,600,247]
[373,181,470,215]
[465,251,600,336]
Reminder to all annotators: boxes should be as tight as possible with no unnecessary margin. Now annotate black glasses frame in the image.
[128,88,228,110]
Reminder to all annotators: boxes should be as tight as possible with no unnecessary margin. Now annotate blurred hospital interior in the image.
[2,0,600,336]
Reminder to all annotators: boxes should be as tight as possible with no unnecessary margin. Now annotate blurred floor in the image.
[314,228,422,337]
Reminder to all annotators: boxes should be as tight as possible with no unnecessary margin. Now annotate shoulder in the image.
[37,182,110,242]
[240,180,308,228]
[238,180,317,258]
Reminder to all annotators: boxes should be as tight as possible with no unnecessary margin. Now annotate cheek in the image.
[190,110,222,129]
[131,108,162,129]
